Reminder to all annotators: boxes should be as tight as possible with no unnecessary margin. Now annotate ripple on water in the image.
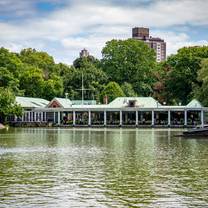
[0,128,208,207]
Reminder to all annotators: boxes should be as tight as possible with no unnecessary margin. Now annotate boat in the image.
[183,125,208,136]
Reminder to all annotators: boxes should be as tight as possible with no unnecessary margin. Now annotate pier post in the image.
[120,111,122,126]
[201,110,204,127]
[151,111,154,126]
[73,111,76,126]
[168,110,171,127]
[104,111,107,126]
[184,110,187,126]
[88,111,91,126]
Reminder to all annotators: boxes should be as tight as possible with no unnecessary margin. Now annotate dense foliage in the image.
[1,42,208,123]
[101,39,156,96]
[155,46,208,105]
[194,58,208,106]
[100,81,125,103]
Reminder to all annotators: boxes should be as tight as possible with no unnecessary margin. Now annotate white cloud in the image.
[0,0,208,63]
[151,31,208,55]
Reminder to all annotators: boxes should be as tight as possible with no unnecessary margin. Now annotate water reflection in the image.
[0,128,208,207]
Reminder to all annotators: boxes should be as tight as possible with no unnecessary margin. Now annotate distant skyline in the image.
[0,0,208,64]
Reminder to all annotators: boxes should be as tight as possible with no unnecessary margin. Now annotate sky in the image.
[0,0,208,64]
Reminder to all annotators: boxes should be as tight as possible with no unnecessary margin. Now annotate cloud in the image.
[0,0,208,64]
[151,31,208,55]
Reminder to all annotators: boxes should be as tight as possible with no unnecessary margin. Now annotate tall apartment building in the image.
[132,27,166,62]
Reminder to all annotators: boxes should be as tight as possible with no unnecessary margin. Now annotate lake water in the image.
[0,128,208,208]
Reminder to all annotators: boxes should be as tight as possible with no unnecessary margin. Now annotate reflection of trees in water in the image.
[99,129,157,206]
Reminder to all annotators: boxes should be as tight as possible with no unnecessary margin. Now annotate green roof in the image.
[16,96,49,108]
[108,97,161,108]
[72,100,97,105]
[186,99,203,108]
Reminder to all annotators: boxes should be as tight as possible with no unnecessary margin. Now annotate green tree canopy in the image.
[0,47,23,77]
[19,48,57,78]
[19,66,45,98]
[100,81,125,103]
[163,46,208,104]
[0,88,22,123]
[73,56,100,69]
[194,58,208,106]
[121,82,137,97]
[42,75,64,100]
[64,62,107,101]
[0,67,20,93]
[101,39,156,96]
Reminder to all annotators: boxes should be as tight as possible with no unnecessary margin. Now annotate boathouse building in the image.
[13,96,207,127]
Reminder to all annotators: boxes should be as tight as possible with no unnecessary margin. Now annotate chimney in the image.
[103,95,108,104]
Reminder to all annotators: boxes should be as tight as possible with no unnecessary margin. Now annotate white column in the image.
[104,111,107,126]
[184,110,187,126]
[53,112,56,123]
[44,112,47,122]
[41,112,43,122]
[201,110,204,127]
[34,112,37,122]
[73,111,76,126]
[42,112,45,122]
[168,110,171,126]
[135,111,138,126]
[58,112,60,125]
[120,111,122,126]
[88,111,91,126]
[151,111,154,126]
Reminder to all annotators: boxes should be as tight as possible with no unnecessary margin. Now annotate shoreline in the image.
[0,123,5,129]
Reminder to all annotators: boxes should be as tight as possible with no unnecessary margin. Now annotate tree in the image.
[163,46,208,104]
[194,58,208,106]
[42,75,64,100]
[0,88,22,123]
[121,82,137,97]
[101,39,156,96]
[100,81,125,103]
[19,66,45,98]
[0,47,23,77]
[73,56,100,69]
[63,62,107,101]
[0,67,20,93]
[19,48,57,78]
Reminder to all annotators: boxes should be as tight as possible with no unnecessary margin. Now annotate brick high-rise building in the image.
[132,27,166,62]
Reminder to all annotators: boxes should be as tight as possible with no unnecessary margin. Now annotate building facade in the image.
[132,27,166,62]
[10,96,208,128]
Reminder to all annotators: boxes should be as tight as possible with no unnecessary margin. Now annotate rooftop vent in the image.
[128,100,137,107]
